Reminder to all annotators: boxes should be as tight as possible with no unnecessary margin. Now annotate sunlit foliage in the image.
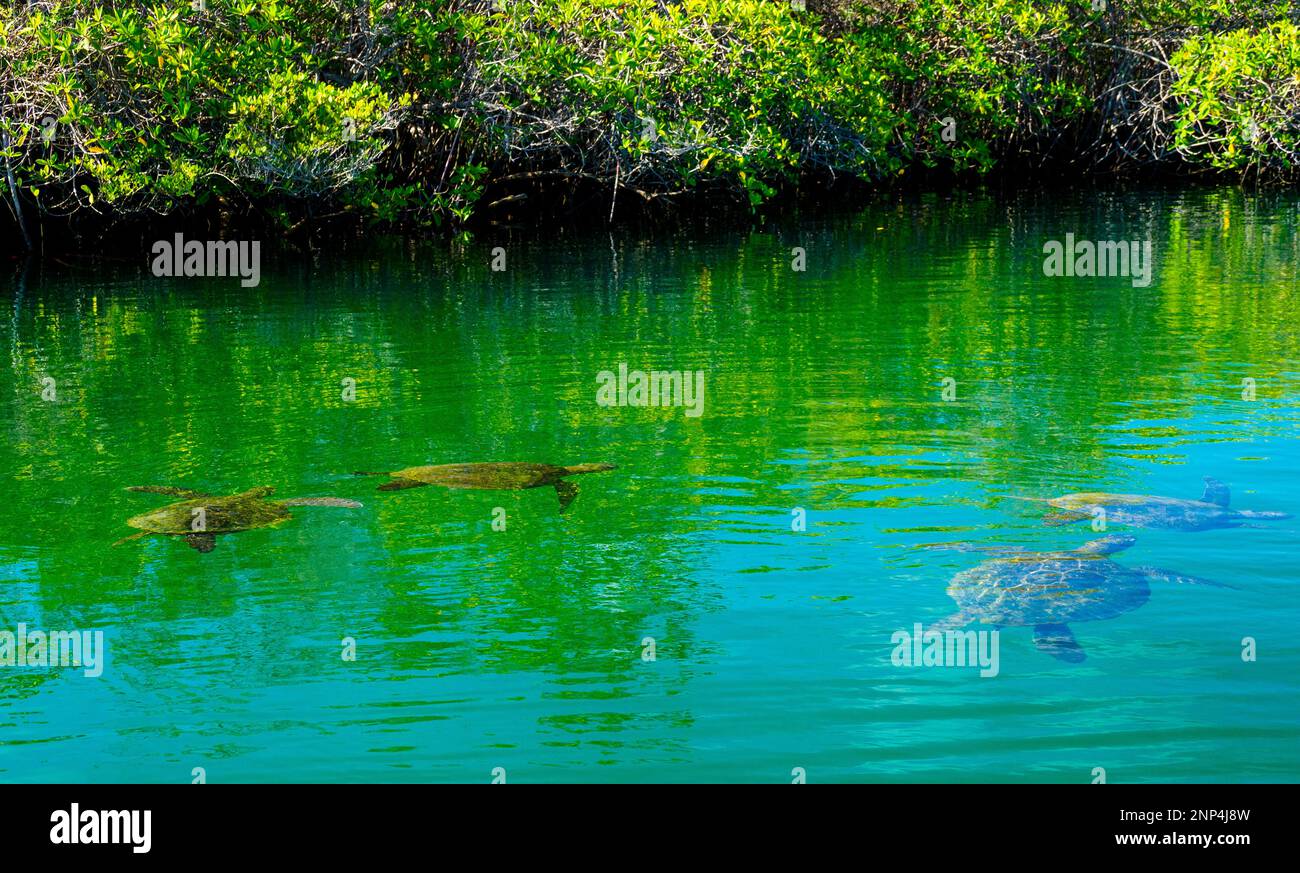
[1,0,1297,242]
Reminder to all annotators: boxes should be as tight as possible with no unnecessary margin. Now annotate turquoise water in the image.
[1,187,1297,782]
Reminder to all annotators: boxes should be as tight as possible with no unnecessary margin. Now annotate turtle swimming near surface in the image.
[355,462,616,512]
[932,535,1233,663]
[1008,477,1290,531]
[113,486,362,553]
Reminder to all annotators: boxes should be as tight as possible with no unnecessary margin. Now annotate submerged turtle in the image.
[1009,477,1289,532]
[932,535,1232,663]
[355,462,616,511]
[114,486,361,553]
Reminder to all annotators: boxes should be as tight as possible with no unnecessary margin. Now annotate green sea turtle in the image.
[355,462,616,511]
[932,535,1232,663]
[113,486,362,553]
[1009,477,1289,532]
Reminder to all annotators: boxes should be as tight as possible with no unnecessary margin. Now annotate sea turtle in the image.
[932,535,1232,663]
[355,462,616,512]
[113,485,362,553]
[1009,477,1289,531]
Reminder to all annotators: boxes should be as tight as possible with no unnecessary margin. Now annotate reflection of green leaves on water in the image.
[1,186,1298,698]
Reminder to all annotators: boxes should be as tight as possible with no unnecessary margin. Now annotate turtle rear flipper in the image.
[377,478,428,492]
[185,533,217,553]
[1033,624,1086,662]
[1077,535,1136,555]
[929,612,971,633]
[279,497,362,508]
[555,480,578,511]
[128,486,210,499]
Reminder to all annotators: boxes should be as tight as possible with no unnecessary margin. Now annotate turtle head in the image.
[1077,534,1136,556]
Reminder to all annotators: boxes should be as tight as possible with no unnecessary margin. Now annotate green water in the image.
[2,187,1298,783]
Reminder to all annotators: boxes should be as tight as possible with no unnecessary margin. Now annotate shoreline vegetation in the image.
[2,0,1299,253]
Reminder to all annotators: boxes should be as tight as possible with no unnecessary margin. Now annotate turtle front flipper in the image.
[1033,624,1086,662]
[377,478,428,492]
[184,533,217,553]
[127,486,210,499]
[1133,566,1238,590]
[921,542,1025,555]
[1200,477,1231,507]
[278,497,363,508]
[112,531,150,547]
[555,480,578,511]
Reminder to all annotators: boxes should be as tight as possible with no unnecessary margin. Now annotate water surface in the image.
[2,187,1297,782]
